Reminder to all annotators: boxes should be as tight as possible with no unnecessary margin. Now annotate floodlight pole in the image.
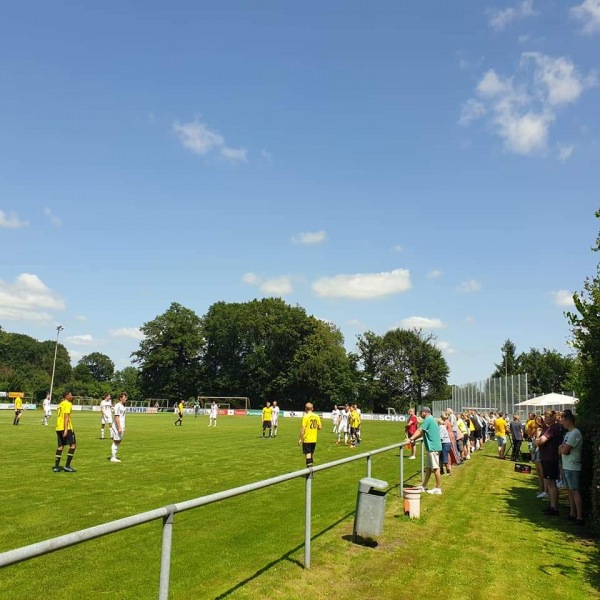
[49,325,64,401]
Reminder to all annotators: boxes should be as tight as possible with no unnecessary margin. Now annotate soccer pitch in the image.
[2,412,412,599]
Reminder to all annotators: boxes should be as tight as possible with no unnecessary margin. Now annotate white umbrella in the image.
[514,392,578,407]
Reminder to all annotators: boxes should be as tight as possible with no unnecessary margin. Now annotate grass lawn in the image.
[1,411,598,600]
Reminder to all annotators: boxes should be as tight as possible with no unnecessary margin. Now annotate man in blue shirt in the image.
[408,406,443,495]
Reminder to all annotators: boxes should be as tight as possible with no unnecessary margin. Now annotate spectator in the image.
[536,410,564,516]
[438,415,453,475]
[560,413,584,525]
[407,407,443,495]
[405,408,418,459]
[457,413,470,461]
[493,412,509,460]
[509,414,525,461]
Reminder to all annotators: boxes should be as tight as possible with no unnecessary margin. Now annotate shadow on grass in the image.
[504,484,600,593]
[214,511,354,599]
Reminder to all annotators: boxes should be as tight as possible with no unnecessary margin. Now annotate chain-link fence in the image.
[432,373,529,417]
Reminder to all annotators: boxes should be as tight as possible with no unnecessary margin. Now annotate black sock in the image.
[66,449,75,467]
[55,449,63,468]
[306,457,313,467]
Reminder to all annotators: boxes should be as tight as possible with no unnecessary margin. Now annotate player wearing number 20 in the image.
[298,403,322,467]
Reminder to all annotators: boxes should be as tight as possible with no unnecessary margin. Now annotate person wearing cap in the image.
[407,406,443,495]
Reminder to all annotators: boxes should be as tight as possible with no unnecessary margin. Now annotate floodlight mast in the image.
[49,325,64,402]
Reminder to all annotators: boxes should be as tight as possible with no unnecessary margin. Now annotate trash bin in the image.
[403,487,421,519]
[353,477,388,540]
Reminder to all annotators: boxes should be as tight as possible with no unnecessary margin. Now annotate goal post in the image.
[198,396,251,410]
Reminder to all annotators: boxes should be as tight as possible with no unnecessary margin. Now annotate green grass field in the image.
[1,411,598,600]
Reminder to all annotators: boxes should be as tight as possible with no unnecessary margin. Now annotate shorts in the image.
[563,469,581,490]
[440,442,451,464]
[496,436,507,447]
[473,430,482,440]
[56,430,76,446]
[456,438,464,452]
[262,420,272,429]
[339,424,348,433]
[111,427,125,442]
[15,409,22,416]
[101,415,113,425]
[350,427,358,437]
[541,460,560,481]
[45,411,52,417]
[302,443,316,455]
[427,451,440,470]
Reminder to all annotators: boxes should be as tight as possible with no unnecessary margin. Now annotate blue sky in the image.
[1,0,599,385]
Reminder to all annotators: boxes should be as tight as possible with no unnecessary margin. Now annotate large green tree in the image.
[356,329,450,413]
[132,302,204,400]
[491,338,519,378]
[518,348,575,395]
[77,352,115,382]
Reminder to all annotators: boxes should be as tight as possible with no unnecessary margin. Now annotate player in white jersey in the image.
[41,393,52,425]
[110,393,127,463]
[100,394,113,439]
[271,401,280,437]
[336,405,350,445]
[209,401,218,427]
[331,405,341,433]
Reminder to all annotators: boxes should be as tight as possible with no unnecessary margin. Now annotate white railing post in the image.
[366,454,372,478]
[158,508,175,600]
[304,472,313,569]
[400,444,404,498]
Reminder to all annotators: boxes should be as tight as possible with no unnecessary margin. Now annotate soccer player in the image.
[261,401,273,438]
[100,393,113,439]
[298,402,322,467]
[337,404,350,445]
[353,404,362,444]
[110,392,127,463]
[194,401,200,418]
[209,401,218,427]
[349,405,361,447]
[174,400,184,426]
[53,391,76,472]
[271,400,280,437]
[13,394,23,425]
[331,405,340,433]
[41,393,52,426]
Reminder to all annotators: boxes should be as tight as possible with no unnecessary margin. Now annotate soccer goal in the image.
[198,396,251,410]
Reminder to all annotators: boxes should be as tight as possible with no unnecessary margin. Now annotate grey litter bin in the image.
[353,477,388,540]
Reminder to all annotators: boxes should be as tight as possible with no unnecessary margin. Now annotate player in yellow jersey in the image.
[53,391,77,472]
[13,395,23,425]
[174,400,184,426]
[349,406,361,448]
[262,402,273,438]
[298,403,322,467]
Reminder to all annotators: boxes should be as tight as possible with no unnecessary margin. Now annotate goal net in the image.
[198,396,250,410]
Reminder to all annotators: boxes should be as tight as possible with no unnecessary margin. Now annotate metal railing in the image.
[0,439,423,599]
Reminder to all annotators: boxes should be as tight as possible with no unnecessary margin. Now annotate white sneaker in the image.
[426,488,443,495]
[536,491,548,498]
[415,486,426,493]
[110,457,121,463]
[408,456,416,460]
[556,480,564,489]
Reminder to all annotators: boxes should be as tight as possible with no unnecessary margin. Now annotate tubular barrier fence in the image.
[0,439,423,599]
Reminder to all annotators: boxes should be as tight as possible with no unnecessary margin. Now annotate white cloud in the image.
[75,315,87,321]
[0,273,65,322]
[393,244,404,252]
[292,230,327,245]
[487,0,537,31]
[571,0,600,34]
[427,269,443,279]
[457,279,482,293]
[399,316,445,329]
[312,268,411,299]
[242,272,261,285]
[550,290,575,306]
[461,54,595,156]
[465,316,475,324]
[260,276,293,296]
[242,272,293,296]
[436,340,456,354]
[346,319,365,329]
[0,210,29,229]
[109,327,145,340]
[66,334,95,346]
[43,207,62,227]
[558,144,575,161]
[173,118,247,163]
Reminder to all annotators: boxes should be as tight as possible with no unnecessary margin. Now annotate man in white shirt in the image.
[331,405,341,433]
[209,401,218,427]
[100,394,113,440]
[42,393,52,426]
[271,401,280,437]
[336,405,350,445]
[110,393,127,463]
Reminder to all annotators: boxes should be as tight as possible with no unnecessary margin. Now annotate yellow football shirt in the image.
[56,400,74,431]
[350,411,360,428]
[494,418,508,436]
[178,402,183,414]
[262,406,273,421]
[15,397,22,410]
[301,413,321,443]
